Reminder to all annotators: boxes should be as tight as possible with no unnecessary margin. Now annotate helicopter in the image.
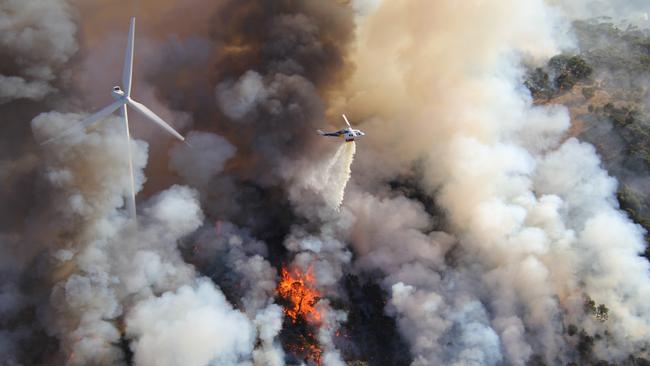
[317,114,365,142]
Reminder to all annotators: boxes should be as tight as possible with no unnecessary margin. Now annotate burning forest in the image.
[277,266,324,365]
[2,0,650,365]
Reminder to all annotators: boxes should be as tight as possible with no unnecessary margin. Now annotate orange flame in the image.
[277,266,323,324]
[277,265,324,365]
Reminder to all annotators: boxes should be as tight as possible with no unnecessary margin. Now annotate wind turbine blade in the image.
[122,17,135,97]
[127,98,185,141]
[41,99,124,145]
[342,114,352,128]
[121,103,137,220]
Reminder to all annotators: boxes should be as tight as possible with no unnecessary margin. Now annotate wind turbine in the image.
[43,17,185,219]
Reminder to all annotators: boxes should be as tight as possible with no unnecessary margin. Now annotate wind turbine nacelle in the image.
[111,86,125,99]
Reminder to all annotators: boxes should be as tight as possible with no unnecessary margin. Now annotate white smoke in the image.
[0,0,77,103]
[317,302,348,366]
[252,304,285,366]
[126,279,255,366]
[186,221,288,365]
[4,1,650,365]
[29,111,270,366]
[342,0,650,364]
[216,71,269,121]
[344,189,502,365]
[169,131,236,192]
[536,139,650,357]
[32,111,148,223]
[0,75,54,103]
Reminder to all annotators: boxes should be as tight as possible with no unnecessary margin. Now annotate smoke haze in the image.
[0,0,649,365]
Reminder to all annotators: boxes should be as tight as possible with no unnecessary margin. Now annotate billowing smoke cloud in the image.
[126,279,255,366]
[2,0,650,365]
[29,111,250,365]
[0,0,76,104]
[169,131,236,192]
[25,106,289,366]
[339,0,650,364]
[183,221,285,365]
